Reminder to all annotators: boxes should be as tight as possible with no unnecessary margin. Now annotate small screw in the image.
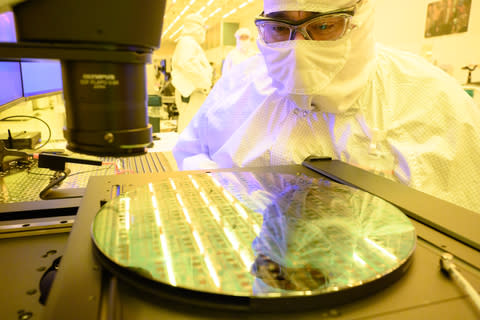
[104,132,114,144]
[18,311,33,320]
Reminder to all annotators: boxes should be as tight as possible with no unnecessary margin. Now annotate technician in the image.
[173,0,480,213]
[171,13,213,133]
[221,27,259,75]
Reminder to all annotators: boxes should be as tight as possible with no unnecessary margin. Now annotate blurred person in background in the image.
[171,13,212,133]
[222,27,259,75]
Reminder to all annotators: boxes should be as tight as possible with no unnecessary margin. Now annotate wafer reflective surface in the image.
[91,171,416,297]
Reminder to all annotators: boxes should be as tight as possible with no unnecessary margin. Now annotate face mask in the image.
[257,38,351,96]
[237,39,250,51]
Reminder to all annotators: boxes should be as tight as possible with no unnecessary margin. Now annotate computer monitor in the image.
[0,61,23,108]
[1,11,62,104]
[0,11,16,43]
[21,60,63,98]
[0,11,23,109]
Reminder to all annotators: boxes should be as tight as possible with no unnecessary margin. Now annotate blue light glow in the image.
[0,61,23,106]
[0,11,16,42]
[0,11,23,106]
[21,60,63,97]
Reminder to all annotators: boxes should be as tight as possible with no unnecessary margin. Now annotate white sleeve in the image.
[181,154,220,171]
[172,121,219,171]
[172,95,218,170]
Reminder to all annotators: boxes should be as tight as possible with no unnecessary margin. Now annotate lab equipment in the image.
[38,161,480,319]
[90,170,416,310]
[0,0,166,156]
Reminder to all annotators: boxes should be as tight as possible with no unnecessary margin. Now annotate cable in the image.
[0,115,52,150]
[39,169,70,200]
[68,164,115,177]
[440,253,480,314]
[27,170,55,179]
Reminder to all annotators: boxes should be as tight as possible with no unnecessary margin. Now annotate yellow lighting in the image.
[353,253,367,266]
[223,227,240,250]
[223,190,235,203]
[176,192,186,208]
[204,254,220,288]
[121,197,130,210]
[253,223,261,236]
[200,191,209,205]
[234,203,248,220]
[208,174,221,187]
[208,8,221,18]
[125,210,130,231]
[208,205,220,221]
[169,178,177,190]
[239,250,253,270]
[192,229,205,254]
[161,234,176,285]
[223,8,237,19]
[169,25,184,39]
[364,238,398,261]
[148,183,154,193]
[180,4,191,16]
[207,0,214,6]
[239,1,248,8]
[154,209,162,227]
[182,207,192,224]
[197,6,206,14]
[190,177,199,189]
[151,195,158,209]
[120,198,130,231]
[163,3,191,37]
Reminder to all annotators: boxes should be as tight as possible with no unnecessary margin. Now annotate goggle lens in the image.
[306,15,349,40]
[257,14,351,43]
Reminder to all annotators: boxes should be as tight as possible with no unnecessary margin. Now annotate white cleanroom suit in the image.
[172,0,480,213]
[171,13,212,133]
[222,28,259,75]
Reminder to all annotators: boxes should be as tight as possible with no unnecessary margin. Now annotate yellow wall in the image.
[157,0,480,86]
[374,0,480,84]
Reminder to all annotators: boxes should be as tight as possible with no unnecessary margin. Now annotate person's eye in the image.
[313,23,333,31]
[271,25,290,33]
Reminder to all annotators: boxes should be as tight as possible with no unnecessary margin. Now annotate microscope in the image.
[0,0,166,156]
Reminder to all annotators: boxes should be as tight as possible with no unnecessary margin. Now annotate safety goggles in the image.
[255,0,362,43]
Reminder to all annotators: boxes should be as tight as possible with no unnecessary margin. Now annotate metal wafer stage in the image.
[39,162,480,319]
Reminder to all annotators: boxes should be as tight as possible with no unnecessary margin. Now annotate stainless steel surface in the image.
[0,215,74,238]
[43,166,480,319]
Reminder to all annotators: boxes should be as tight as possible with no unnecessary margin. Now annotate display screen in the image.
[0,12,23,107]
[1,12,63,100]
[0,61,23,106]
[0,11,16,42]
[21,60,63,97]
